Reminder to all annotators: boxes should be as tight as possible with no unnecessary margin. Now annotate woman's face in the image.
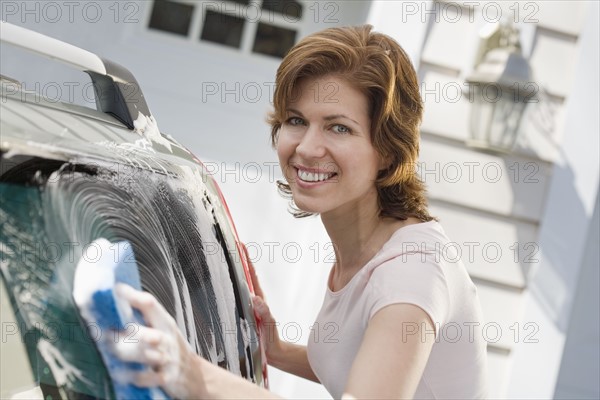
[277,75,384,217]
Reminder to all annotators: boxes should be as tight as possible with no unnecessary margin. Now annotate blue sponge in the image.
[73,238,171,400]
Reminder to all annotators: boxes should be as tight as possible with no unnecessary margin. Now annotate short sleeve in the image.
[365,251,450,338]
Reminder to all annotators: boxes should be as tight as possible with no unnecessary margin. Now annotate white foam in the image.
[178,165,242,375]
[37,338,92,387]
[133,113,172,153]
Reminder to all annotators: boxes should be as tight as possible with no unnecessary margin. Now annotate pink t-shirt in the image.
[307,221,488,399]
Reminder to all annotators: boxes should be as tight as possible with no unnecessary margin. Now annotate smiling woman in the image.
[106,25,488,399]
[275,75,383,217]
[269,26,431,223]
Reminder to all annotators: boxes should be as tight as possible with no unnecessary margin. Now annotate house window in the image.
[147,0,303,59]
[201,10,246,48]
[148,0,194,37]
[253,23,297,58]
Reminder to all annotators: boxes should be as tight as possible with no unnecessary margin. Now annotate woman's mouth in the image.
[296,168,337,183]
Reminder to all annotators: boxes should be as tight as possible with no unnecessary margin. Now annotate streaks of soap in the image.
[0,182,114,399]
[42,165,239,369]
[178,165,243,374]
[38,339,92,387]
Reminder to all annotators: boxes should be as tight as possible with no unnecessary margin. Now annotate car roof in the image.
[1,85,196,174]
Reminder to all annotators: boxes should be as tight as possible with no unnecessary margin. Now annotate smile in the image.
[296,168,337,183]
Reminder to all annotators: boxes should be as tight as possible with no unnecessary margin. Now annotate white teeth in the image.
[297,169,333,182]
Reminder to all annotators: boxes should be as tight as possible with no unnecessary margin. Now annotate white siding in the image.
[420,65,471,141]
[530,28,579,97]
[421,137,552,221]
[507,2,600,396]
[420,3,480,72]
[370,0,598,398]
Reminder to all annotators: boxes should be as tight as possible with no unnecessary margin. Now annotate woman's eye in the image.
[287,117,305,126]
[332,124,351,134]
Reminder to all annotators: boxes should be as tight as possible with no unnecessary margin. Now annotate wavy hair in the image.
[269,25,434,222]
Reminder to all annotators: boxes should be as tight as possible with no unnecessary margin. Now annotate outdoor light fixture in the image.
[466,23,536,153]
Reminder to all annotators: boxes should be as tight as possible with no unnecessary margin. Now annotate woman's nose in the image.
[296,126,326,159]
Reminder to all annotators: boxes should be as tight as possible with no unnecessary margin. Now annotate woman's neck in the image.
[321,203,401,288]
[320,194,424,290]
[323,206,380,268]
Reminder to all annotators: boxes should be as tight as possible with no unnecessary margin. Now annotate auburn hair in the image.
[269,25,434,222]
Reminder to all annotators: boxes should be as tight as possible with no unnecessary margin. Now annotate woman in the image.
[112,25,488,399]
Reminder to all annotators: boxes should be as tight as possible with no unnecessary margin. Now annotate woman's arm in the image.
[265,339,319,383]
[342,303,436,399]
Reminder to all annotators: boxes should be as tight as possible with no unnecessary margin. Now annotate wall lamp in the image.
[466,23,537,153]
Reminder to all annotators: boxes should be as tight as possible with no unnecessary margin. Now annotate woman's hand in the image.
[243,244,284,363]
[110,283,199,399]
[111,283,281,399]
[244,245,319,383]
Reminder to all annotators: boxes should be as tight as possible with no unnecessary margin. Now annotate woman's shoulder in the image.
[360,220,452,295]
[373,220,450,263]
[364,218,472,295]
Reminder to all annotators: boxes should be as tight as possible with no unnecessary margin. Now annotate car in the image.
[0,21,266,399]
